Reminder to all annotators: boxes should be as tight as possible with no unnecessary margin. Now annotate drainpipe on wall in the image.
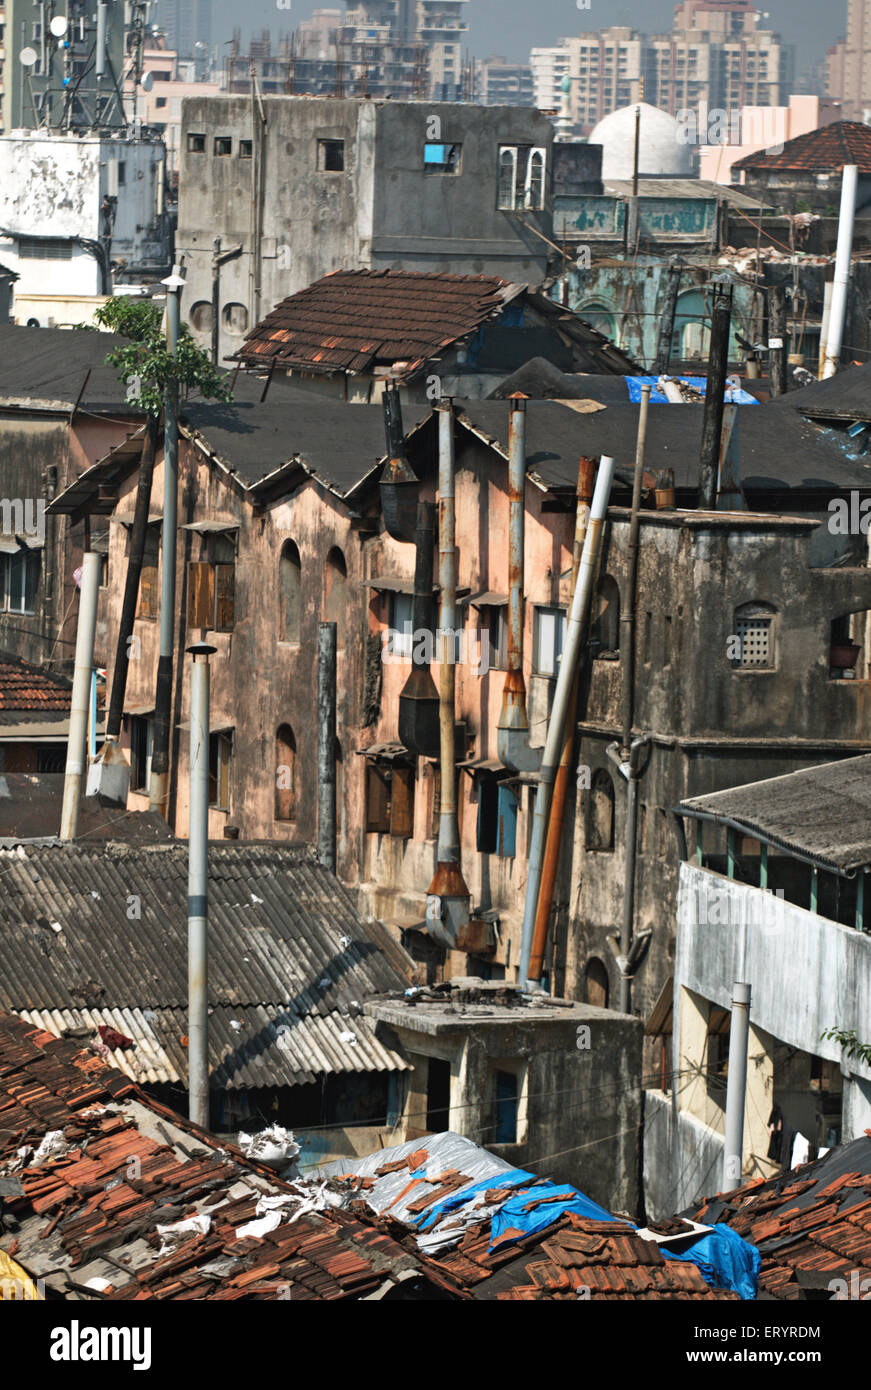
[426,401,470,948]
[317,621,337,874]
[398,501,439,759]
[527,455,596,987]
[698,283,733,511]
[379,384,419,544]
[607,734,651,1015]
[621,384,651,755]
[497,397,540,775]
[187,639,215,1132]
[59,553,101,841]
[519,457,616,988]
[149,268,184,819]
[722,981,752,1193]
[822,164,858,380]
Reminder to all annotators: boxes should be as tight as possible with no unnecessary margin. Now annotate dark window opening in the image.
[208,730,232,810]
[586,769,615,852]
[706,1007,731,1107]
[279,540,302,644]
[317,138,345,171]
[214,136,232,156]
[493,1069,518,1143]
[129,715,153,793]
[476,776,518,857]
[239,140,253,158]
[585,957,610,1009]
[426,1057,451,1133]
[187,133,206,153]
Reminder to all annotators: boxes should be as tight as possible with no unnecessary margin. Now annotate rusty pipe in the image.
[621,383,651,754]
[528,457,596,984]
[498,396,540,773]
[519,457,615,988]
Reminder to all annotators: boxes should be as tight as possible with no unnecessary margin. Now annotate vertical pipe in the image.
[106,416,158,741]
[621,385,651,753]
[211,238,221,368]
[436,401,459,866]
[96,2,107,79]
[653,261,682,375]
[768,285,787,398]
[822,165,858,380]
[60,553,101,841]
[497,397,537,772]
[519,457,616,987]
[619,737,648,1016]
[818,280,834,380]
[150,270,182,817]
[528,456,595,984]
[89,668,97,762]
[187,643,213,1131]
[317,621,337,874]
[722,981,751,1193]
[698,284,732,510]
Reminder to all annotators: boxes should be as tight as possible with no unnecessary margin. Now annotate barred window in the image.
[733,602,776,671]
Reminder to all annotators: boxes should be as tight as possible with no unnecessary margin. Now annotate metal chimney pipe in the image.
[317,621,337,874]
[187,640,215,1131]
[60,553,101,842]
[722,981,752,1193]
[96,3,107,79]
[150,268,184,819]
[426,401,470,945]
[698,284,733,510]
[822,165,858,380]
[398,501,439,758]
[497,397,540,774]
[519,457,616,987]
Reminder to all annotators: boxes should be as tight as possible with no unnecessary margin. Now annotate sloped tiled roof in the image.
[734,121,871,174]
[690,1136,871,1299]
[235,269,515,377]
[0,843,413,1087]
[0,655,71,712]
[0,1013,433,1301]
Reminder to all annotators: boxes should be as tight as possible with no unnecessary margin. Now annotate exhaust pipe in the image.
[822,164,858,380]
[497,397,540,774]
[380,383,419,542]
[60,553,101,841]
[426,401,470,946]
[399,501,440,758]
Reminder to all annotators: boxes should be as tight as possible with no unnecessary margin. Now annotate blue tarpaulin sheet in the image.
[662,1222,762,1301]
[414,1167,535,1231]
[488,1183,628,1251]
[626,376,759,405]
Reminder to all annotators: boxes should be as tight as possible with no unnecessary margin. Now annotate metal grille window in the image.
[18,237,73,260]
[733,602,776,670]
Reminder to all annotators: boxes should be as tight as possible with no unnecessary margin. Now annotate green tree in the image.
[820,1027,871,1067]
[94,296,232,418]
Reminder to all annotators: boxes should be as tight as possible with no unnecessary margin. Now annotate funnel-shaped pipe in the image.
[399,501,439,757]
[380,383,419,542]
[497,398,540,773]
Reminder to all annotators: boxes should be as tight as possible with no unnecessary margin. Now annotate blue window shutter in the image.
[497,784,518,858]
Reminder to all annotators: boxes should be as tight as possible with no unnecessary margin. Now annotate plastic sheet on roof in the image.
[662,1223,762,1302]
[626,377,759,406]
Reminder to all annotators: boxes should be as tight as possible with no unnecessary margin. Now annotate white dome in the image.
[588,102,694,181]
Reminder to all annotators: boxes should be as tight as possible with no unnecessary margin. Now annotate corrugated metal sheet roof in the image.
[0,843,413,1085]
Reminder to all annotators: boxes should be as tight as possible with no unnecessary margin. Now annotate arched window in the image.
[498,145,517,209]
[526,148,545,209]
[579,303,617,341]
[585,957,610,1009]
[324,546,347,631]
[586,769,615,852]
[591,575,620,657]
[275,724,297,821]
[279,539,301,644]
[222,302,248,335]
[190,301,214,333]
[731,601,777,671]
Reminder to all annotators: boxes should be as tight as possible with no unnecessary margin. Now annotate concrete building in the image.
[732,119,871,216]
[125,41,222,174]
[0,131,169,302]
[826,0,871,120]
[176,96,555,364]
[698,95,845,185]
[644,758,871,1218]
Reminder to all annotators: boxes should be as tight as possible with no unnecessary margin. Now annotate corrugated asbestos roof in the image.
[0,843,411,1086]
[678,754,871,872]
[0,1013,430,1301]
[733,120,871,174]
[235,269,515,377]
[0,325,145,415]
[691,1136,871,1300]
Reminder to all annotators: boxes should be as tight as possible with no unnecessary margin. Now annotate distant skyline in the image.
[208,0,842,76]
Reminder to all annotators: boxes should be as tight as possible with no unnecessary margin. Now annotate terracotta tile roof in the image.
[691,1135,871,1299]
[734,121,871,174]
[0,655,71,713]
[0,1013,436,1301]
[235,269,514,378]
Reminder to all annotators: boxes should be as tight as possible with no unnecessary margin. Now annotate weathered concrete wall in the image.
[644,1089,724,1220]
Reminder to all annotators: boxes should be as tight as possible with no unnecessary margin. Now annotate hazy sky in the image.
[209,0,843,76]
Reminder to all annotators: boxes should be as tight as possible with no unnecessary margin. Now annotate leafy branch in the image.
[94,297,232,419]
[821,1027,871,1067]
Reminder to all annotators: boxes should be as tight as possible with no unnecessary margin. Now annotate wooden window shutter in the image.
[137,564,159,619]
[365,762,390,833]
[214,563,235,631]
[430,765,441,840]
[188,561,214,628]
[390,765,414,838]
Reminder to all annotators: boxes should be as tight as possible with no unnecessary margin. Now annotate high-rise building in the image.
[826,0,871,119]
[474,55,533,108]
[530,45,570,113]
[157,0,211,63]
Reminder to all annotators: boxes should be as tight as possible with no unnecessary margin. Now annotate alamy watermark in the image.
[382,626,491,675]
[0,497,45,545]
[676,104,786,156]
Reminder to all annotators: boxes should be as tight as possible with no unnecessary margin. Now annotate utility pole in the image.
[768,285,787,398]
[317,622,337,874]
[653,260,683,375]
[60,554,101,841]
[149,269,184,819]
[722,982,752,1193]
[698,283,733,510]
[187,640,215,1132]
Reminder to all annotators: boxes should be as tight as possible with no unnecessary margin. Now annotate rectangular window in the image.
[155,97,167,109]
[187,133,206,153]
[365,761,391,834]
[494,1069,519,1143]
[735,616,772,669]
[18,237,73,260]
[214,136,232,156]
[424,142,462,174]
[239,140,252,158]
[187,536,236,633]
[476,777,517,858]
[117,161,127,186]
[484,604,509,670]
[129,716,153,793]
[390,764,415,838]
[136,523,161,620]
[208,730,232,810]
[0,550,40,615]
[532,606,566,678]
[387,591,415,658]
[317,138,345,172]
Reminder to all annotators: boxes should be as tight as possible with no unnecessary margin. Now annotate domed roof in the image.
[588,102,694,181]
